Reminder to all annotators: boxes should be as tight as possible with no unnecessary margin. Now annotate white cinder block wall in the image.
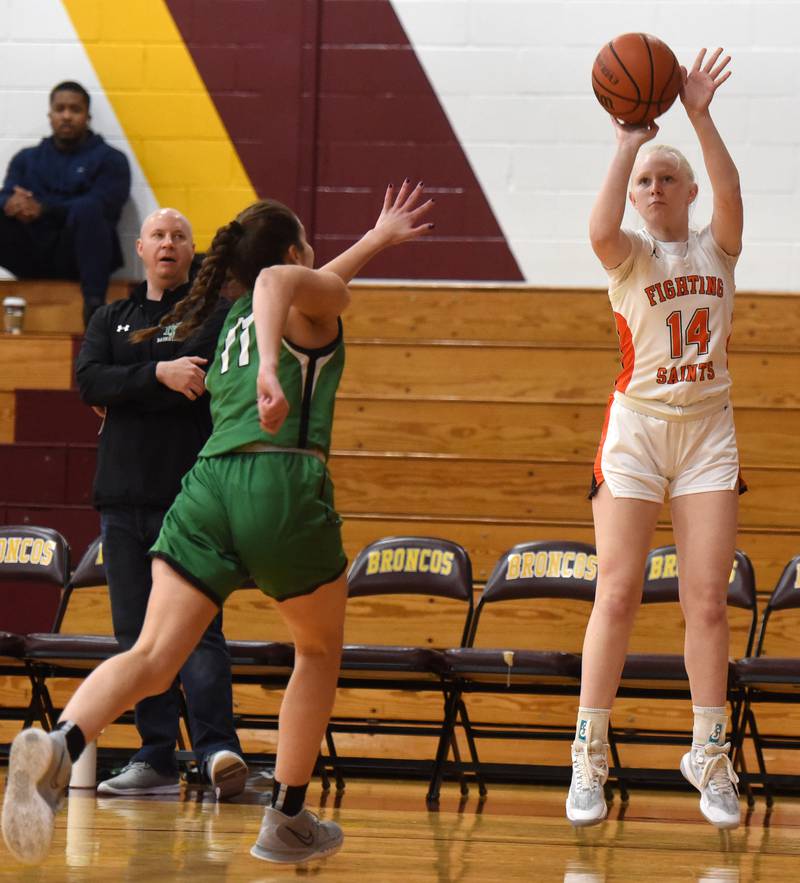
[1,1,799,291]
[0,0,156,281]
[393,0,800,291]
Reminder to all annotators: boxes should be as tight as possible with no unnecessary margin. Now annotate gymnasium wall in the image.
[0,1,797,289]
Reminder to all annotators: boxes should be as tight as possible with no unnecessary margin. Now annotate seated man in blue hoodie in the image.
[0,81,131,326]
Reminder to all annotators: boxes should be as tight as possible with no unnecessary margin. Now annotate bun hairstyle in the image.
[131,199,303,343]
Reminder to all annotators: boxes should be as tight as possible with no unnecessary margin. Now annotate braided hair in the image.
[131,199,303,343]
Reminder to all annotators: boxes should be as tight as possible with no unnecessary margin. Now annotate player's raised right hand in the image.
[371,180,435,248]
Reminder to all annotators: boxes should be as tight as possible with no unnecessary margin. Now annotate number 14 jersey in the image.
[607,226,738,413]
[199,292,345,459]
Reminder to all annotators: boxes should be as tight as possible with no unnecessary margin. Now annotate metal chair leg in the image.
[608,727,628,803]
[316,751,331,792]
[456,699,487,798]
[324,727,346,792]
[177,689,191,752]
[448,727,469,797]
[427,688,462,804]
[24,670,50,730]
[746,706,773,807]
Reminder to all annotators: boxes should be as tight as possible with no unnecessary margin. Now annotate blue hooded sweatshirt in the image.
[0,132,130,223]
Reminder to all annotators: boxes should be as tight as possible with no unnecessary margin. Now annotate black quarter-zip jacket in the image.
[75,282,230,509]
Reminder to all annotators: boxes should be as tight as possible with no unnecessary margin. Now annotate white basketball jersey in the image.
[606,226,737,410]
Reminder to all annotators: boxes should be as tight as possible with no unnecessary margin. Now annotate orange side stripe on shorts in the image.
[593,393,615,486]
[613,311,635,393]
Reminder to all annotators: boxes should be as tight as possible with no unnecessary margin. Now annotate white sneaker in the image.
[2,728,71,864]
[206,750,248,800]
[680,741,740,829]
[566,724,609,827]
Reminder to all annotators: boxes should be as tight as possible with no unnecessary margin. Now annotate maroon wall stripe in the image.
[166,0,522,281]
[321,0,407,43]
[320,46,432,94]
[166,0,312,210]
[316,237,520,280]
[313,0,521,279]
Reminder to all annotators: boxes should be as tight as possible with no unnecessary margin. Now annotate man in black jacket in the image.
[0,81,131,326]
[76,207,247,798]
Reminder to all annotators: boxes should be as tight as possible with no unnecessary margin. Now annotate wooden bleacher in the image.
[1,278,800,773]
[0,279,130,336]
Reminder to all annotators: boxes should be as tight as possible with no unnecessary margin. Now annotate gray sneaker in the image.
[207,750,248,800]
[96,762,180,796]
[250,806,343,864]
[680,741,740,829]
[2,727,72,864]
[566,728,609,827]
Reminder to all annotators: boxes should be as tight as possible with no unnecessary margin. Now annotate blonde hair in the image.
[634,143,695,183]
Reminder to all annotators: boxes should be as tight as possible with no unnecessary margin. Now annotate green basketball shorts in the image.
[151,452,347,605]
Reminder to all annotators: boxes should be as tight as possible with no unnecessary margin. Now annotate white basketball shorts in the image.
[591,396,745,503]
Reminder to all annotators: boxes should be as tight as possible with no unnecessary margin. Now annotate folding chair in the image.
[612,545,758,791]
[25,536,209,771]
[23,536,120,729]
[735,554,800,804]
[326,536,475,794]
[0,525,69,739]
[431,540,600,802]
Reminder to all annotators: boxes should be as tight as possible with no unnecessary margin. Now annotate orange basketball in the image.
[592,33,682,125]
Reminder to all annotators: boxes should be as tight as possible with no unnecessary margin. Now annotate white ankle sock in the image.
[575,707,610,745]
[692,705,727,745]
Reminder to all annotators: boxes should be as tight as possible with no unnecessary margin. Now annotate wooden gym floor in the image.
[1,776,799,882]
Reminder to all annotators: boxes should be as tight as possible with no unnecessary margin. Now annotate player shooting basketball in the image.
[567,47,744,830]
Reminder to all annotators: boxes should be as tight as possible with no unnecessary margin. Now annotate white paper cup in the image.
[2,296,26,334]
[69,739,97,789]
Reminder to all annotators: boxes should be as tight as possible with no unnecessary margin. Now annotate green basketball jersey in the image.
[199,292,345,458]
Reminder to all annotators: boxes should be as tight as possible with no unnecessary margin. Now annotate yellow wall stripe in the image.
[62,0,257,247]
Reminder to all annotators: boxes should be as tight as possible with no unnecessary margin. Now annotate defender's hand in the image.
[371,180,435,247]
[257,368,289,434]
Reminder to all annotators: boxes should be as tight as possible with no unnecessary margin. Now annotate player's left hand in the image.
[371,180,435,247]
[681,48,731,117]
[257,368,289,435]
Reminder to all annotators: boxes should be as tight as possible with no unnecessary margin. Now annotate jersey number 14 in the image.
[666,307,710,359]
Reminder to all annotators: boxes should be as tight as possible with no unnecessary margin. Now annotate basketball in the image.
[592,33,682,125]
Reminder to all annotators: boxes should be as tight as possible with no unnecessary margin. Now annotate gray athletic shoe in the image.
[250,806,343,864]
[2,727,71,864]
[96,761,180,796]
[566,728,609,827]
[206,750,248,800]
[680,741,740,829]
